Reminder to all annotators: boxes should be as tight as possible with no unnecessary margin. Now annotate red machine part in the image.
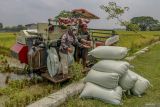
[95,41,105,47]
[11,43,28,64]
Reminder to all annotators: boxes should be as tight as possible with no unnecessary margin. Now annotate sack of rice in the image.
[80,82,122,105]
[89,46,128,60]
[85,69,119,89]
[129,70,150,96]
[105,35,119,46]
[92,60,129,77]
[119,70,138,90]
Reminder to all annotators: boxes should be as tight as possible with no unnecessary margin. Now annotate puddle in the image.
[0,72,30,88]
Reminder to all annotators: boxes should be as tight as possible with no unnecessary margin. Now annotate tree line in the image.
[127,16,160,31]
[0,23,26,32]
[0,14,160,32]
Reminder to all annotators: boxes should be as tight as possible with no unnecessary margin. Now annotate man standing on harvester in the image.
[76,21,92,70]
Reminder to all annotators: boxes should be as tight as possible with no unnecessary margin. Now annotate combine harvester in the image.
[10,9,119,83]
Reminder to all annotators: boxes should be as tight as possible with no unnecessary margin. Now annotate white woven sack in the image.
[85,69,119,89]
[119,70,138,90]
[129,70,150,96]
[80,82,122,105]
[92,60,129,77]
[105,35,119,46]
[89,46,128,60]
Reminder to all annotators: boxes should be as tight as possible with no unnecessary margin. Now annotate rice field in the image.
[91,30,160,54]
[0,33,16,56]
[0,31,160,56]
[0,30,160,107]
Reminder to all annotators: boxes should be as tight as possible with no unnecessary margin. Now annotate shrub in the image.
[0,55,11,73]
[69,63,84,82]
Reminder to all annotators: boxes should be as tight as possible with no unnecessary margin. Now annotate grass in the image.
[4,83,56,107]
[0,33,16,56]
[69,63,84,82]
[91,30,160,54]
[0,62,83,107]
[0,31,160,56]
[60,44,160,107]
[0,31,160,106]
[116,31,160,54]
[0,77,65,107]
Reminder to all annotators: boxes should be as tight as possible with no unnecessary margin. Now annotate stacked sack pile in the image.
[80,46,151,105]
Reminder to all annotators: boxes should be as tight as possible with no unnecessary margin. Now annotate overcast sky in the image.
[0,0,160,29]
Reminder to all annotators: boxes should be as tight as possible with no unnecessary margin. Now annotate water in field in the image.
[0,73,29,88]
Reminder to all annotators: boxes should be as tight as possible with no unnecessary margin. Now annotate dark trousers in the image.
[75,47,88,68]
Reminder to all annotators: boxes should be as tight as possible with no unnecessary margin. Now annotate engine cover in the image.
[11,43,28,64]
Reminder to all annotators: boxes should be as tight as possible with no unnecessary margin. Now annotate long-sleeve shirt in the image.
[59,32,83,54]
[78,31,91,41]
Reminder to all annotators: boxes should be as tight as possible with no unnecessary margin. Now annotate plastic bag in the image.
[67,53,74,66]
[89,46,128,60]
[47,47,60,77]
[85,69,119,89]
[80,82,122,105]
[67,46,75,66]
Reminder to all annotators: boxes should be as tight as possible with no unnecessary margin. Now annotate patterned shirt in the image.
[59,32,83,54]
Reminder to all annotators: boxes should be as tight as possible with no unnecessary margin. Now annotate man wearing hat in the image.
[76,22,91,70]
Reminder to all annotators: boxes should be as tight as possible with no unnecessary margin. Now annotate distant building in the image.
[25,23,37,30]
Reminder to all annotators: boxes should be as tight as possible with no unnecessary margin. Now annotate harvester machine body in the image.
[10,8,101,83]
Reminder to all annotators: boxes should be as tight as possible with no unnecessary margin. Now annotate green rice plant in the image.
[8,79,30,89]
[0,33,16,48]
[130,41,137,54]
[2,82,55,107]
[0,55,12,73]
[69,62,84,82]
[0,33,16,56]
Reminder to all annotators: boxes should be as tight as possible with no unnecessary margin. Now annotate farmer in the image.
[76,22,91,70]
[59,26,90,78]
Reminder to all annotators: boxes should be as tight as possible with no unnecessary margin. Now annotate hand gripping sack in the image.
[80,82,122,105]
[129,70,150,96]
[92,60,129,77]
[85,69,119,89]
[89,46,128,60]
[119,70,138,90]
